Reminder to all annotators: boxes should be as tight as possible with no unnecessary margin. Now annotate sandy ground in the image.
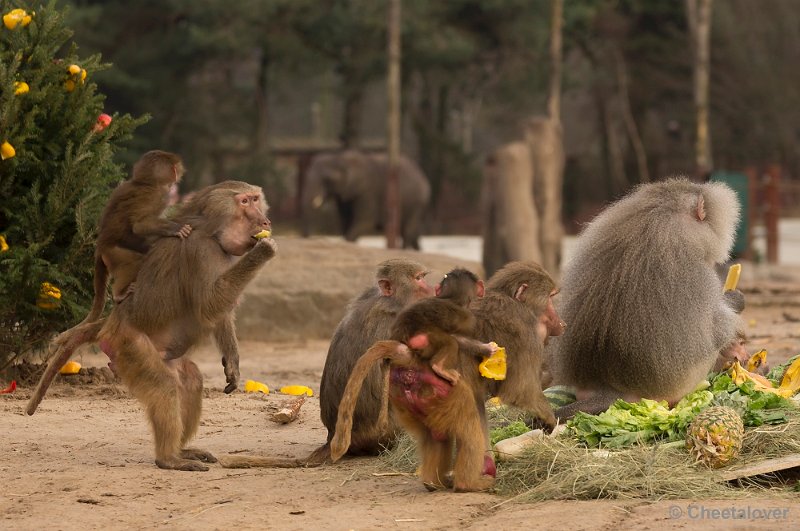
[3,243,800,530]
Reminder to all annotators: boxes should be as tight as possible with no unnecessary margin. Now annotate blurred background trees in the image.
[61,0,799,230]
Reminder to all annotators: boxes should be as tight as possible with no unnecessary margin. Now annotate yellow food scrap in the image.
[253,229,271,239]
[479,345,507,381]
[723,263,741,292]
[244,379,269,394]
[746,349,767,374]
[59,361,81,375]
[729,362,785,396]
[778,356,800,397]
[280,385,313,396]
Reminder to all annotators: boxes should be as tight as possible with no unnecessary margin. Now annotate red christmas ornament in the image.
[93,113,112,132]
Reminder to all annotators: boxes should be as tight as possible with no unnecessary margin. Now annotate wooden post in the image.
[385,0,401,249]
[764,164,781,264]
[743,166,758,261]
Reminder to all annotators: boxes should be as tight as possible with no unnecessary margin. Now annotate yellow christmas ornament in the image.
[37,281,62,310]
[0,235,8,252]
[64,79,75,92]
[3,8,32,30]
[280,385,313,396]
[14,81,29,95]
[479,343,507,380]
[68,64,81,75]
[1,141,15,160]
[59,361,81,375]
[244,379,269,394]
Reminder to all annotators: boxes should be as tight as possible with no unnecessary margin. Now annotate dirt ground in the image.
[3,239,800,530]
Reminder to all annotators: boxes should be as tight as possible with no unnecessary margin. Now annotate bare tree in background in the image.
[533,0,566,275]
[385,0,401,248]
[482,0,565,278]
[687,0,714,177]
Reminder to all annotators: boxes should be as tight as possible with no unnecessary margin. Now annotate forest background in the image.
[63,0,800,234]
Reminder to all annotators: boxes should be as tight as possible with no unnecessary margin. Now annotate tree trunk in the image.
[253,50,270,154]
[547,0,563,124]
[612,47,650,183]
[385,0,401,248]
[687,0,714,177]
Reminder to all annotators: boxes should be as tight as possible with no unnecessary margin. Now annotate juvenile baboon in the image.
[83,150,191,324]
[330,337,498,492]
[27,181,275,471]
[551,177,745,419]
[394,267,485,384]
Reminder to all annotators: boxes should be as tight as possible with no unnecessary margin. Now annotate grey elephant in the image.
[301,150,431,250]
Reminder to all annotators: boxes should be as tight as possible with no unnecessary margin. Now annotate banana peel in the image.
[479,344,507,380]
[253,229,271,239]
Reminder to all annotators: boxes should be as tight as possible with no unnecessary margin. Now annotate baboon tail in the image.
[217,443,332,469]
[26,319,104,415]
[329,340,402,462]
[218,455,306,468]
[82,255,109,324]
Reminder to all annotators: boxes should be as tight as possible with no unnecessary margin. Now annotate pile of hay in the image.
[379,411,800,501]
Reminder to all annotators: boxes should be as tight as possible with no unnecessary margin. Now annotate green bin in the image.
[710,171,749,257]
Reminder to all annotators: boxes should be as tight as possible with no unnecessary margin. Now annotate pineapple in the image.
[686,406,744,468]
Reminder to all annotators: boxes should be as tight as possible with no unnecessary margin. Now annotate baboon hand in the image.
[176,224,193,239]
[723,288,745,313]
[222,355,240,394]
[252,236,277,260]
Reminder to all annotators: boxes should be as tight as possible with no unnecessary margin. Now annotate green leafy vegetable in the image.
[490,421,530,445]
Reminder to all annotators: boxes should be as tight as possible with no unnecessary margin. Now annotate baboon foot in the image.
[181,448,218,463]
[422,472,453,491]
[423,481,449,492]
[155,456,210,472]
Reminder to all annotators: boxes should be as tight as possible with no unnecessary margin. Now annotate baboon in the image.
[394,267,485,385]
[330,338,498,492]
[471,261,564,430]
[317,258,435,456]
[217,258,435,469]
[331,261,564,491]
[26,181,275,471]
[551,177,745,419]
[83,150,191,325]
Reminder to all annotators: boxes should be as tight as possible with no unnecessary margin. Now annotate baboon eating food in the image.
[26,181,275,471]
[551,177,746,419]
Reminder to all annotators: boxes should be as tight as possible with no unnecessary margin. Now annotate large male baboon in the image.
[27,181,275,471]
[551,177,745,419]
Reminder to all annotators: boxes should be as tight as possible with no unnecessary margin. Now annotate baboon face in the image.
[218,190,271,256]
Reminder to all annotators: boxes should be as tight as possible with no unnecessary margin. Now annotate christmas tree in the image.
[0,1,147,370]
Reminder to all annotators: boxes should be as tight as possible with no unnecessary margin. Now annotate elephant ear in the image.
[339,150,371,192]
